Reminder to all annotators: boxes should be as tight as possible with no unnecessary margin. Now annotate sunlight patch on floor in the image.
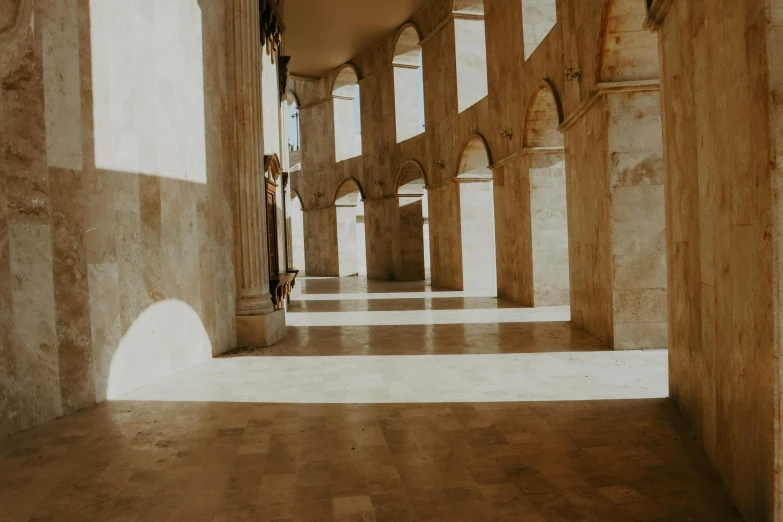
[291,290,497,300]
[116,350,667,404]
[286,306,571,326]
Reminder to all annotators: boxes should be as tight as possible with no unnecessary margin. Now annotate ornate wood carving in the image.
[260,0,285,61]
[278,56,290,102]
[265,180,280,283]
[264,154,283,182]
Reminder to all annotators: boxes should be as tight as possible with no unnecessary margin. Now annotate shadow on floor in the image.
[0,398,741,521]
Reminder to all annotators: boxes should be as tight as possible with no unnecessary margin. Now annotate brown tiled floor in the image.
[0,277,742,521]
[0,400,739,521]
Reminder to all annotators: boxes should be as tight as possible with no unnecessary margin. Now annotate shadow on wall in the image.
[98,300,212,401]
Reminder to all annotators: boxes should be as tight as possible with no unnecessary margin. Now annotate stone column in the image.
[563,81,666,350]
[302,206,340,276]
[228,0,285,347]
[397,195,426,281]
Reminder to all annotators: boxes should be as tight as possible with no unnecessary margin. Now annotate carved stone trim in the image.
[489,150,523,171]
[644,0,676,31]
[489,147,565,171]
[297,97,331,110]
[558,80,660,132]
[425,175,493,191]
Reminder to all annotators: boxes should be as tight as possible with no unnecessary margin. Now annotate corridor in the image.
[0,279,740,521]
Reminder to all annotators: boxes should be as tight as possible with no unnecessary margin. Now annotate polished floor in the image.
[0,277,741,521]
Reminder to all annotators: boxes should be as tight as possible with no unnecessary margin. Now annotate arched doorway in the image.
[524,83,569,306]
[456,135,497,292]
[395,161,429,281]
[333,178,366,276]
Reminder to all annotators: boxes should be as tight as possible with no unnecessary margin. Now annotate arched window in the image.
[453,1,488,113]
[523,83,563,148]
[286,91,301,171]
[521,0,557,60]
[332,66,362,162]
[393,25,425,143]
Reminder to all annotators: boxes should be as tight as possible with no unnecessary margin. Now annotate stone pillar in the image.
[397,195,426,281]
[363,198,396,280]
[302,207,340,277]
[606,89,667,350]
[363,195,426,282]
[564,82,666,350]
[228,0,285,347]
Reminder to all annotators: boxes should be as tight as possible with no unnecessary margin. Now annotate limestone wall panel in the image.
[657,0,778,518]
[0,0,238,436]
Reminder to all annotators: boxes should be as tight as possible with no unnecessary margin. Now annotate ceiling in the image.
[283,0,430,79]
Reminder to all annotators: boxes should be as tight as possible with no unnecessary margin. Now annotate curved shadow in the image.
[100,299,212,400]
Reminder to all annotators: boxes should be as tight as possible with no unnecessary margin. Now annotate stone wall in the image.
[302,207,339,277]
[289,0,658,314]
[564,101,613,345]
[428,182,463,290]
[0,0,237,437]
[654,0,780,519]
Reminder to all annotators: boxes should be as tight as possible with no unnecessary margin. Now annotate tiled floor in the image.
[0,277,742,521]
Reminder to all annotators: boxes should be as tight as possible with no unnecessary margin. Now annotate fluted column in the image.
[227,0,285,346]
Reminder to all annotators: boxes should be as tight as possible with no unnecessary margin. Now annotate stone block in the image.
[236,309,286,348]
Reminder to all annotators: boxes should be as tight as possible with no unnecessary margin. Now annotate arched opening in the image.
[524,82,564,148]
[453,1,488,113]
[289,190,305,272]
[286,91,301,171]
[395,161,430,280]
[523,84,569,306]
[521,0,557,60]
[456,135,497,292]
[392,25,425,143]
[332,66,362,162]
[333,178,366,276]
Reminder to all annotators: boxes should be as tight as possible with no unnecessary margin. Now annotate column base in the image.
[236,309,286,348]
